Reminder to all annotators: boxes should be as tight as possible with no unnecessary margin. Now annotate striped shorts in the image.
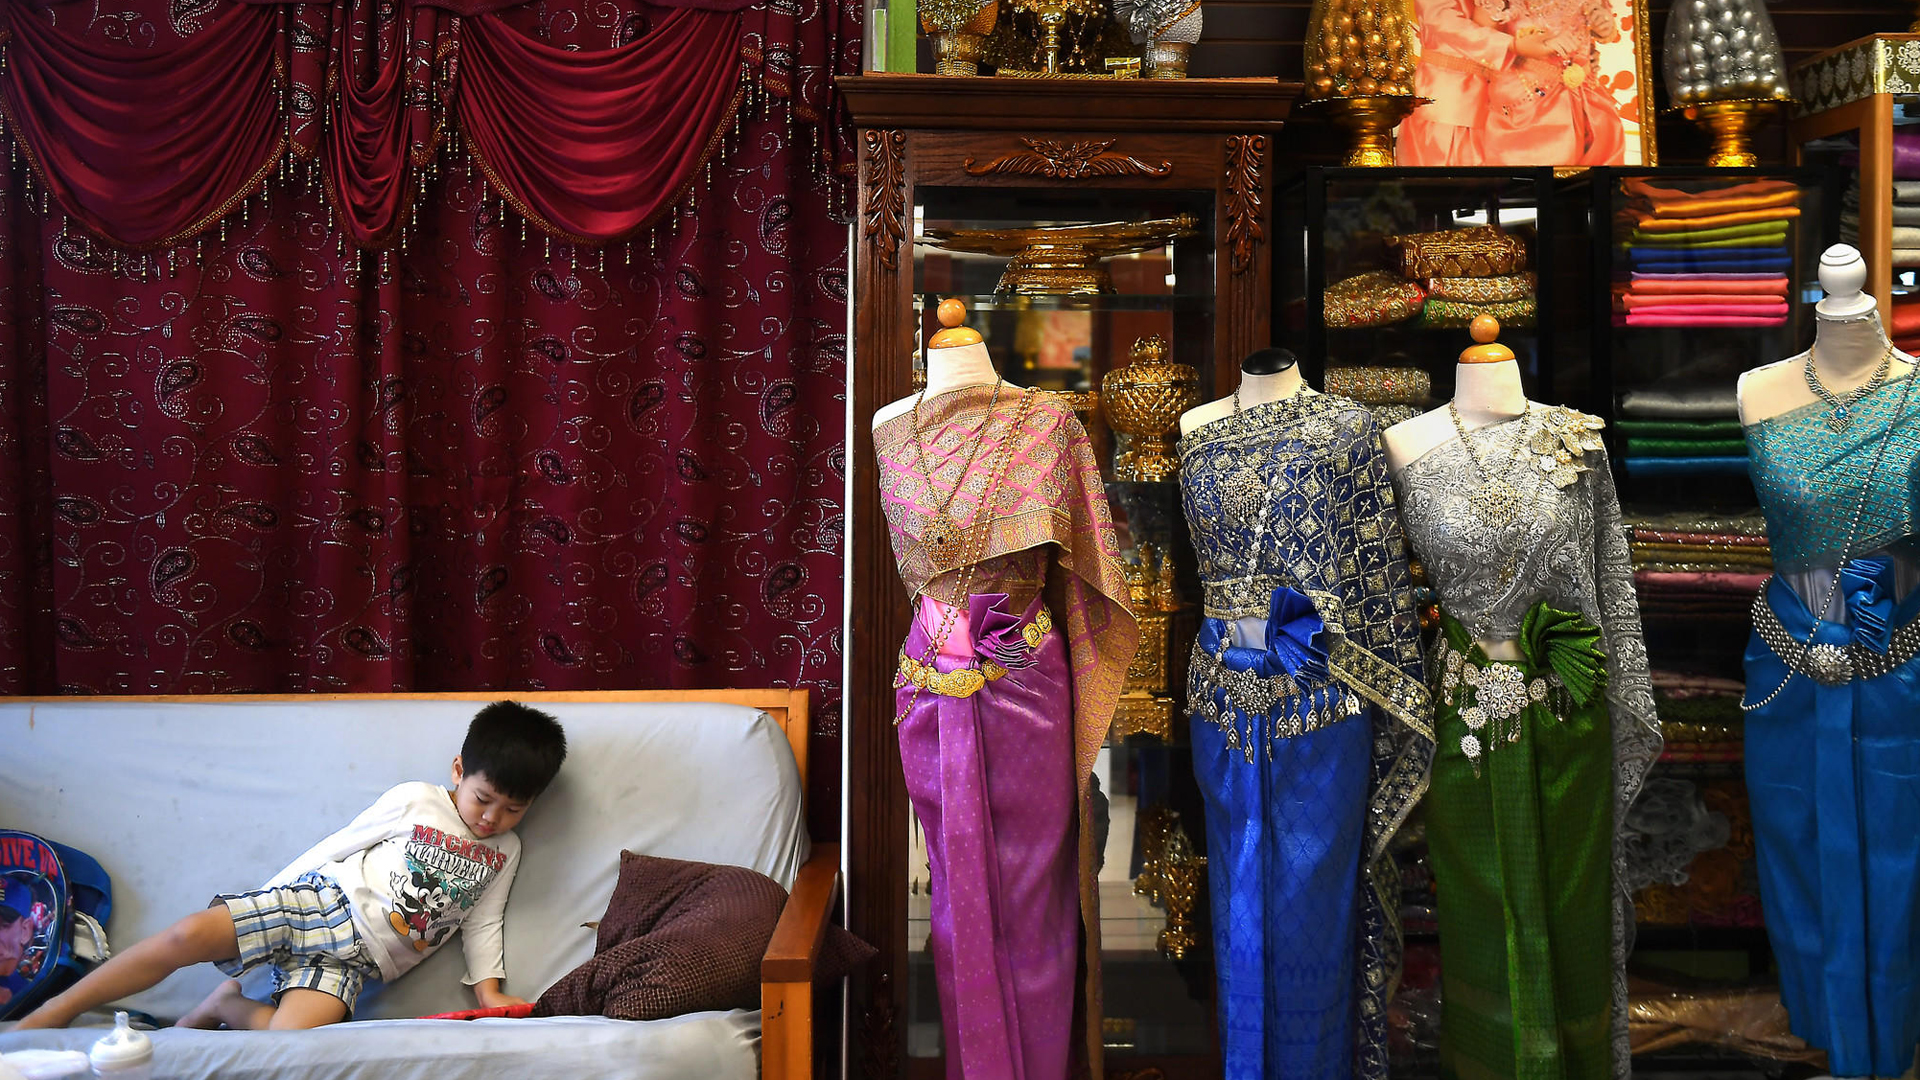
[212,873,380,1014]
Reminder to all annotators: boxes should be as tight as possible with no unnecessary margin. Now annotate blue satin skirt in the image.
[1191,612,1369,1080]
[1744,558,1920,1077]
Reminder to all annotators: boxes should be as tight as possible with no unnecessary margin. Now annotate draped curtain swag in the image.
[0,0,853,255]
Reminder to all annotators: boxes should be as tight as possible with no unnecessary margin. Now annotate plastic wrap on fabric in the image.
[1627,974,1826,1065]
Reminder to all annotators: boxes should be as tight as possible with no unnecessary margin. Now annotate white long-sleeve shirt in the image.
[265,782,521,986]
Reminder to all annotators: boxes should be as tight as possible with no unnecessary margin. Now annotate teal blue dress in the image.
[1743,370,1920,1078]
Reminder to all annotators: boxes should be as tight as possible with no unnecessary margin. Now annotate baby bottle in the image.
[87,1012,152,1080]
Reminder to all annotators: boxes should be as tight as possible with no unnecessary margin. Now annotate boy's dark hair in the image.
[461,701,568,800]
[0,904,19,928]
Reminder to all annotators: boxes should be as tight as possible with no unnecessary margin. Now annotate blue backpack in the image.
[0,830,112,1021]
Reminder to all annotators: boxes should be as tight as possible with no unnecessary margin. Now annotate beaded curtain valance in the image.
[0,0,853,266]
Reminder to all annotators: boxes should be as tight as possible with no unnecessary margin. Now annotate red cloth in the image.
[420,1003,539,1020]
[1617,293,1786,310]
[1625,277,1789,295]
[1620,312,1788,327]
[1891,299,1920,337]
[0,0,854,836]
[0,0,772,247]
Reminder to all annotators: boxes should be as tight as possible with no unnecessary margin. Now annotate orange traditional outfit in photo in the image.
[1399,0,1626,167]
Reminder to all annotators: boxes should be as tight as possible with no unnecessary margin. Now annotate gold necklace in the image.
[908,377,1005,563]
[894,387,1037,725]
[1448,402,1532,526]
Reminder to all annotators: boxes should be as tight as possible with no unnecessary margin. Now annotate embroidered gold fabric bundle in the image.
[1323,365,1430,406]
[1323,270,1428,328]
[1425,271,1537,304]
[1383,225,1528,279]
[1417,296,1537,329]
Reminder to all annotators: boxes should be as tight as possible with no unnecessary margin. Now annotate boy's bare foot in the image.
[176,978,246,1029]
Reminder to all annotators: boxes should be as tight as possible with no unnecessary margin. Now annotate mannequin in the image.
[1385,316,1659,1080]
[1179,347,1309,649]
[1736,244,1915,426]
[1736,243,1920,1080]
[871,296,1137,1080]
[873,299,1012,430]
[1383,317,1529,659]
[1177,347,1308,438]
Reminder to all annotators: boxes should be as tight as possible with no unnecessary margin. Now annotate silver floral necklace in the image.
[1803,343,1892,432]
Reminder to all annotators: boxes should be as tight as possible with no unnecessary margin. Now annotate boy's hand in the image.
[473,979,528,1009]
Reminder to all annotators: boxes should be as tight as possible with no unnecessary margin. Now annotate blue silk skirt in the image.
[1744,556,1920,1077]
[1190,588,1369,1080]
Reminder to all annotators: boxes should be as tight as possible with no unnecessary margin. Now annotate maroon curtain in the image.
[0,0,855,834]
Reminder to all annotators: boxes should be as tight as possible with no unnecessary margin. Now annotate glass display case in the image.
[1276,167,1559,413]
[842,74,1291,1080]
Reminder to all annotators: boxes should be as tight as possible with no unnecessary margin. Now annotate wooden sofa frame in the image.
[4,688,836,1080]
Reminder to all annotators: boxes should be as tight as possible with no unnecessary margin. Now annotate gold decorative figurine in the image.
[921,0,1000,75]
[1298,0,1423,166]
[1157,824,1206,959]
[1103,335,1200,483]
[1112,542,1181,741]
[1133,803,1180,904]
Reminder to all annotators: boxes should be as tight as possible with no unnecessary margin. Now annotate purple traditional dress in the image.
[877,385,1138,1080]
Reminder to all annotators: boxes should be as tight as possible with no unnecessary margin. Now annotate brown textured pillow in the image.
[533,851,873,1022]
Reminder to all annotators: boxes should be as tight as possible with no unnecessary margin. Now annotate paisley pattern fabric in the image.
[1391,405,1661,1080]
[0,0,855,832]
[1178,392,1431,1080]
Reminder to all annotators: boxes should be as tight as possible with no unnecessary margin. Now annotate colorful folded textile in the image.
[1625,511,1767,537]
[1625,437,1751,456]
[1840,205,1920,226]
[1897,248,1920,267]
[1620,386,1740,418]
[1649,670,1750,695]
[1632,207,1801,233]
[1622,455,1752,476]
[1626,222,1791,246]
[1324,270,1426,328]
[1620,176,1800,218]
[1425,272,1536,303]
[1631,543,1772,568]
[1625,275,1790,294]
[1417,296,1537,328]
[1626,526,1766,546]
[1620,303,1789,319]
[1617,293,1788,309]
[1892,302,1920,337]
[1621,312,1788,327]
[1627,254,1791,274]
[1617,419,1746,439]
[1383,224,1527,278]
[1897,335,1920,355]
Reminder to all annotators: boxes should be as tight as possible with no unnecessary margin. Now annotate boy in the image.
[15,701,566,1031]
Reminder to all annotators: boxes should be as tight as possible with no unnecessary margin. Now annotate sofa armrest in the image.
[760,843,840,1080]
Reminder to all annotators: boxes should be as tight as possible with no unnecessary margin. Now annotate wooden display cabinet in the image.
[841,73,1292,1079]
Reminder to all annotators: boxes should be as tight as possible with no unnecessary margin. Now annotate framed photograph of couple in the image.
[1396,0,1655,168]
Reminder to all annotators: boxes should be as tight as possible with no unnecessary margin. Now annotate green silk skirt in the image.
[1428,605,1616,1080]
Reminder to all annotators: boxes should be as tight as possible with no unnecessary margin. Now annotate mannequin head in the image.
[1816,244,1876,320]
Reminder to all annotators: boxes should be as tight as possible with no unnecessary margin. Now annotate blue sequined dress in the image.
[1178,392,1432,1080]
[1744,368,1920,1078]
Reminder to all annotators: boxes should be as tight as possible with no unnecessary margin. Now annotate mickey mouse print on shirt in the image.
[384,825,507,952]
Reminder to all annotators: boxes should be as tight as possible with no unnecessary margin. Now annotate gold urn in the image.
[1156,824,1206,959]
[919,216,1198,296]
[1102,336,1199,483]
[921,0,1000,75]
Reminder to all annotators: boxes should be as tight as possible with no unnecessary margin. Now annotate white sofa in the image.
[0,690,837,1080]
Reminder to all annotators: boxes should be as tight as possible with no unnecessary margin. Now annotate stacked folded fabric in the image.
[1649,670,1744,763]
[1617,417,1751,479]
[1614,177,1798,327]
[1839,130,1920,267]
[1322,364,1432,428]
[1628,510,1769,689]
[1893,292,1920,356]
[1321,225,1536,330]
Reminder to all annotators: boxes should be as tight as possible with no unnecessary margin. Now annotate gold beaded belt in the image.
[894,609,1054,699]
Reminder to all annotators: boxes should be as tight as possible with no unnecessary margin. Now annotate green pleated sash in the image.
[1428,605,1616,1080]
